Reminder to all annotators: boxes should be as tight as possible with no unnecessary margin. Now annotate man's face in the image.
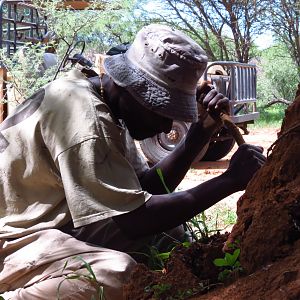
[118,89,173,140]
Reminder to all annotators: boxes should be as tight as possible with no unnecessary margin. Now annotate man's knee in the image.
[80,250,136,299]
[1,250,136,300]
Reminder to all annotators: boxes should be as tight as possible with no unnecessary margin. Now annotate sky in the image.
[143,2,275,50]
[254,32,274,50]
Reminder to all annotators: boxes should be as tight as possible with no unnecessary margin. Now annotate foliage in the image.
[140,0,269,62]
[1,0,136,101]
[213,240,243,282]
[31,0,106,68]
[268,0,300,75]
[146,245,170,270]
[57,256,105,300]
[257,43,299,105]
[187,212,210,241]
[0,44,57,101]
[252,105,285,128]
[145,283,172,299]
[156,168,171,194]
[77,0,145,54]
[146,241,191,271]
[144,282,213,300]
[186,201,237,242]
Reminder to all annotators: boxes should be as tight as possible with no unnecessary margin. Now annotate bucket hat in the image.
[104,24,208,123]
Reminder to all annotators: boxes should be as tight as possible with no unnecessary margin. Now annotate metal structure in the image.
[0,0,102,122]
[0,0,47,121]
[204,61,259,124]
[0,0,47,57]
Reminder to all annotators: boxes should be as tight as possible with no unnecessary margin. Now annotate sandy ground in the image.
[177,126,280,211]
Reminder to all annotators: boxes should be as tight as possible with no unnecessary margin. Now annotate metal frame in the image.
[0,0,47,121]
[204,61,259,124]
[0,0,47,57]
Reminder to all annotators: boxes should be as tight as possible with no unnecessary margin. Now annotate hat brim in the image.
[103,54,198,123]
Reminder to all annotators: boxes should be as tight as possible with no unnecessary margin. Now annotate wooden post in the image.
[0,67,8,122]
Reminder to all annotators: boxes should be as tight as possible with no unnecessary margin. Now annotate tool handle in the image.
[220,113,245,146]
[197,82,245,146]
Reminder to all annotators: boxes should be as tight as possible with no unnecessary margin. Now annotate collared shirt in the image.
[0,69,151,238]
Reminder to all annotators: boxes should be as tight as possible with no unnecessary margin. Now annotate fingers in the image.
[197,81,213,96]
[239,143,264,153]
[237,144,267,167]
[202,89,229,113]
[252,154,266,165]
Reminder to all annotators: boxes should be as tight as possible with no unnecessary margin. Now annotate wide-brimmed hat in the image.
[104,24,208,123]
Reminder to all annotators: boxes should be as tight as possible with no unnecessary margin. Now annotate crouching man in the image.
[0,24,265,299]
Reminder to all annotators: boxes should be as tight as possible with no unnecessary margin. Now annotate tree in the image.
[257,43,298,105]
[0,0,134,100]
[141,0,269,62]
[268,0,300,78]
[83,0,145,54]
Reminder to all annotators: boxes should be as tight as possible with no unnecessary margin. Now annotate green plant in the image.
[156,168,234,242]
[251,105,285,128]
[57,256,105,300]
[187,212,210,241]
[145,240,191,271]
[156,167,212,241]
[145,283,172,299]
[213,241,243,282]
[257,43,299,106]
[156,167,171,194]
[146,245,171,270]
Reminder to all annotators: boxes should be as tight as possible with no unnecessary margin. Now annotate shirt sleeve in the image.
[123,128,150,178]
[57,138,152,228]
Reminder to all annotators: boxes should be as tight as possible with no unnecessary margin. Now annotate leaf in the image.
[213,258,229,267]
[231,249,241,264]
[157,252,171,261]
[225,242,235,249]
[156,168,171,194]
[62,259,69,272]
[76,256,97,281]
[225,252,235,266]
[65,275,82,280]
[234,261,241,268]
[182,241,191,248]
[218,269,231,282]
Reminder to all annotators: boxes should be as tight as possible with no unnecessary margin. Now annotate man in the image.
[0,24,265,299]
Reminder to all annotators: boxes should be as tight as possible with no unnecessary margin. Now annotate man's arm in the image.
[139,86,228,194]
[113,144,266,239]
[139,118,221,194]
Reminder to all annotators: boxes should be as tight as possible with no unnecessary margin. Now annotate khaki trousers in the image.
[0,229,135,300]
[0,219,188,299]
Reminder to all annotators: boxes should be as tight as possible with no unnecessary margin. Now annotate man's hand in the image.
[225,144,266,191]
[196,81,230,120]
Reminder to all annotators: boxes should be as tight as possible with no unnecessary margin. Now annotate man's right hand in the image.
[225,144,266,191]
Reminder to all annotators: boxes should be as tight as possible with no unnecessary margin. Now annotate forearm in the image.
[139,117,222,194]
[114,171,238,238]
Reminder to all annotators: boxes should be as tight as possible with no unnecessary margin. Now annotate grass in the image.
[251,104,286,128]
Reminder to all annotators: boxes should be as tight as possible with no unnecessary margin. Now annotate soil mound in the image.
[124,84,300,300]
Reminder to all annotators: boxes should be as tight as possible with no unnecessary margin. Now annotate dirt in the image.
[124,85,300,299]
